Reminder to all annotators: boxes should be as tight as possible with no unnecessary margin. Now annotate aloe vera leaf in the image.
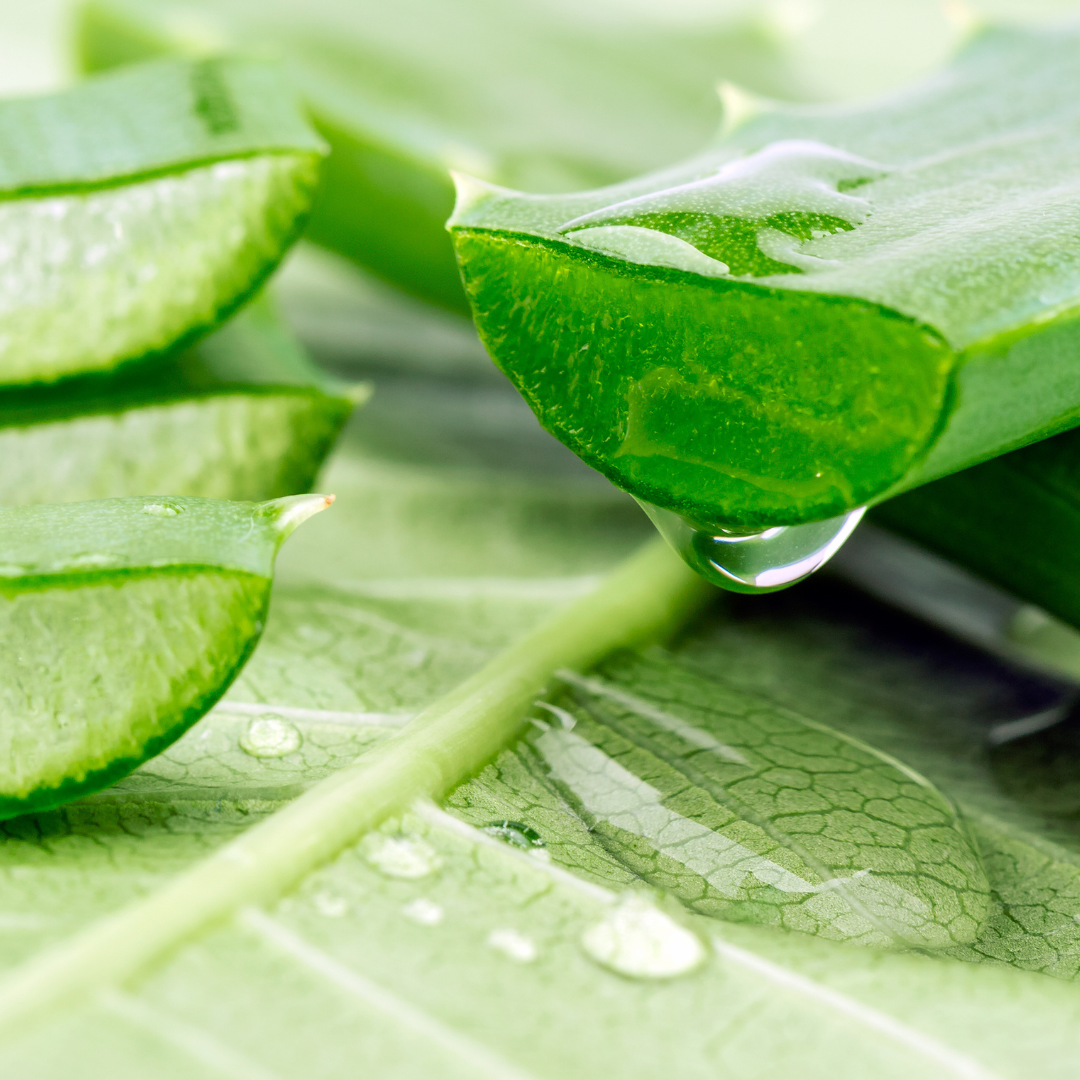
[449,24,1080,533]
[74,0,829,313]
[0,493,329,818]
[0,54,323,386]
[0,292,360,505]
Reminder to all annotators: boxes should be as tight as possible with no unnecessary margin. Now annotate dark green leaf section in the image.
[453,650,990,950]
[77,0,814,311]
[0,295,357,505]
[450,25,1080,529]
[873,428,1080,633]
[0,55,323,194]
[455,230,951,530]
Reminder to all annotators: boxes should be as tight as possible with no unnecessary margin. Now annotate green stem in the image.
[0,538,711,1031]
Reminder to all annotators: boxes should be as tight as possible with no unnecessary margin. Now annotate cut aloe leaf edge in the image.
[0,493,331,818]
[0,54,325,387]
[449,23,1080,533]
[0,292,362,505]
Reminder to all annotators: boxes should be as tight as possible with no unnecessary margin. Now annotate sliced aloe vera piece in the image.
[0,493,330,818]
[449,24,1080,534]
[0,293,361,504]
[0,55,323,386]
[75,0,826,312]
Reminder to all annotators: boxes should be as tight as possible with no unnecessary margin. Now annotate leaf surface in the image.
[0,317,1078,1075]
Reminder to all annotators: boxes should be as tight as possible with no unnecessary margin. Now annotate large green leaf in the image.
[0,301,1079,1074]
[4,4,1080,1076]
[450,23,1080,533]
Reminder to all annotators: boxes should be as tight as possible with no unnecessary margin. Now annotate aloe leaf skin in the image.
[0,493,329,819]
[0,55,324,386]
[0,293,361,505]
[450,25,1080,534]
[75,0,820,313]
[870,425,1080,634]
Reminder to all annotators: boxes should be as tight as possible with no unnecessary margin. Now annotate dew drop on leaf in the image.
[363,834,442,879]
[482,820,545,850]
[639,499,864,593]
[581,896,706,979]
[239,716,302,758]
[402,898,444,926]
[487,928,538,963]
[140,500,184,517]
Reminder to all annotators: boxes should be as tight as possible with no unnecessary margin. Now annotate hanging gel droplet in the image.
[638,500,864,594]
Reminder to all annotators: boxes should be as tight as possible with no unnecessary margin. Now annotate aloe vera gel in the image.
[0,55,324,386]
[0,495,329,818]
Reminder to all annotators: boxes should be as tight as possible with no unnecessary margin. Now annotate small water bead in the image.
[364,834,442,880]
[403,898,444,926]
[141,500,184,517]
[56,551,126,571]
[581,896,706,979]
[482,820,546,851]
[639,500,864,594]
[239,716,302,758]
[313,892,348,918]
[487,928,538,963]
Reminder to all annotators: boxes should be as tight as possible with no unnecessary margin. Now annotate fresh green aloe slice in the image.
[0,493,329,819]
[449,23,1080,536]
[75,0,825,312]
[0,293,362,505]
[0,54,323,386]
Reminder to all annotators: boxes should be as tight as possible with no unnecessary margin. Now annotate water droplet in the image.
[403,898,444,926]
[482,821,545,851]
[141,500,184,517]
[363,834,442,879]
[239,716,302,758]
[313,892,348,918]
[581,896,706,979]
[639,500,864,593]
[487,928,538,963]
